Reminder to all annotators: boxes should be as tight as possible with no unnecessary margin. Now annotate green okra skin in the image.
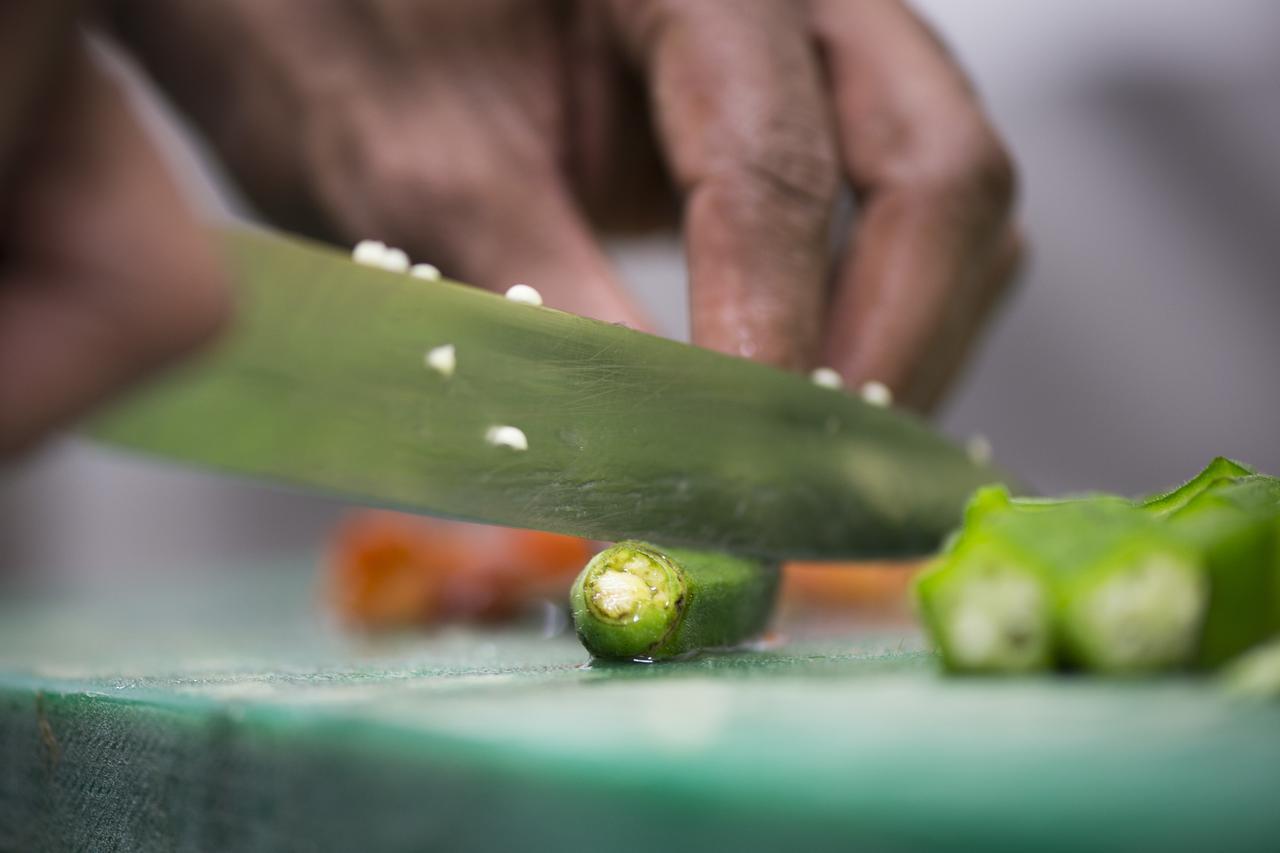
[1167,476,1280,667]
[960,484,1133,531]
[1141,457,1256,517]
[570,541,779,662]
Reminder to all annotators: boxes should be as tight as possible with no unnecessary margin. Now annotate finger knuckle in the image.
[714,125,841,223]
[901,119,1018,214]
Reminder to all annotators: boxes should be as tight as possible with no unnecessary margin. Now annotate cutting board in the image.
[1,560,1276,852]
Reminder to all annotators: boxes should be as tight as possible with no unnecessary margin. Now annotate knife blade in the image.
[89,227,1004,559]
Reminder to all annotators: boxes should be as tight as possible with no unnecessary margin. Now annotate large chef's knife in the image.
[89,227,1005,559]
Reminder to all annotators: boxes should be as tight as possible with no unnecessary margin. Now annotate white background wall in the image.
[3,1,1279,580]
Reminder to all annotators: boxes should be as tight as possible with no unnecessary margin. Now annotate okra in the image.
[1042,507,1206,673]
[570,541,779,661]
[1166,474,1280,666]
[914,531,1055,673]
[918,498,1208,674]
[919,462,1280,676]
[1141,456,1255,516]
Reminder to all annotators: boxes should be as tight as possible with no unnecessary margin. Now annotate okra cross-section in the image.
[570,541,779,662]
[914,537,1055,673]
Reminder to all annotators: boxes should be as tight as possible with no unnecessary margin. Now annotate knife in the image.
[89,226,1004,559]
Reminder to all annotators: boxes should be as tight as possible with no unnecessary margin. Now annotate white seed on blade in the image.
[809,366,844,390]
[485,425,528,451]
[381,247,410,273]
[410,263,441,281]
[504,283,543,306]
[859,380,893,408]
[424,344,456,378]
[352,240,387,266]
[967,433,993,465]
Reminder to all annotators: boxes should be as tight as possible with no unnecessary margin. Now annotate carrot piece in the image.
[327,510,594,628]
[780,560,924,611]
[328,511,457,628]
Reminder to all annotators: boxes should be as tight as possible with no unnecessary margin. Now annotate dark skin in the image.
[0,2,228,457]
[1,0,1019,457]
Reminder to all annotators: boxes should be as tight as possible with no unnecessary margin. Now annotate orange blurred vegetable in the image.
[330,509,925,630]
[328,510,594,629]
[780,560,925,613]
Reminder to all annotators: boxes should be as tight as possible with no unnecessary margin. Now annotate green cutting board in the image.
[1,561,1277,852]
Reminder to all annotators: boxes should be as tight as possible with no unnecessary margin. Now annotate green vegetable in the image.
[913,528,1055,673]
[1044,508,1205,673]
[1141,456,1255,516]
[570,541,779,661]
[89,227,1004,560]
[917,498,1206,674]
[1166,475,1280,666]
[918,460,1280,676]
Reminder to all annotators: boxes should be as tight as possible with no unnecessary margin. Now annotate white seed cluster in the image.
[591,571,650,620]
[424,344,456,378]
[859,380,893,407]
[809,366,844,390]
[352,240,439,278]
[945,568,1047,671]
[504,283,544,306]
[485,424,529,451]
[1073,557,1205,669]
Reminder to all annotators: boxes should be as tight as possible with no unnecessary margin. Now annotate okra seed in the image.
[485,425,528,451]
[809,366,844,390]
[591,570,652,621]
[424,344,456,378]
[352,240,387,266]
[381,248,410,273]
[504,283,544,306]
[860,380,893,407]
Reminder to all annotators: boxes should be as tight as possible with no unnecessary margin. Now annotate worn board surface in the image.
[1,562,1277,852]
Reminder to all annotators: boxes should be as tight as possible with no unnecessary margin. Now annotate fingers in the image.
[607,0,840,369]
[425,181,657,331]
[811,0,1020,410]
[0,46,229,456]
[181,0,658,330]
[322,127,656,330]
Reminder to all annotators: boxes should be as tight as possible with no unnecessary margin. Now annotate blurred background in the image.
[3,0,1279,583]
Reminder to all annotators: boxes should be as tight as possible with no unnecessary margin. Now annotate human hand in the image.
[0,4,228,456]
[111,0,1018,410]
